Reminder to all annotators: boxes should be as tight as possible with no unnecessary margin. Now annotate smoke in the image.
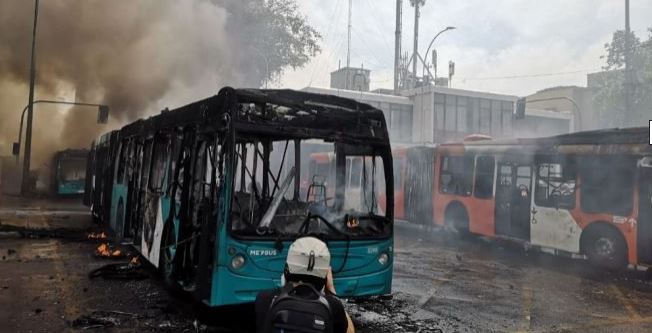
[0,0,265,167]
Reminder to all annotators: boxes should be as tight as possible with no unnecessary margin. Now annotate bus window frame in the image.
[534,158,577,210]
[474,155,495,199]
[579,156,636,216]
[438,154,474,197]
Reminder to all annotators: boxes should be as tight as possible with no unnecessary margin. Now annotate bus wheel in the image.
[158,222,178,290]
[585,228,627,270]
[444,203,470,237]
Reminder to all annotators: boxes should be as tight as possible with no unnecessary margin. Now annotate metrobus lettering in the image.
[249,249,278,256]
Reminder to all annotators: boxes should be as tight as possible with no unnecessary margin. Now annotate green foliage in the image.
[594,29,652,127]
[218,0,321,87]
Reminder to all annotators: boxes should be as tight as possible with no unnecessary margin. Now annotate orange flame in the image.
[129,256,141,266]
[95,243,123,257]
[87,232,108,240]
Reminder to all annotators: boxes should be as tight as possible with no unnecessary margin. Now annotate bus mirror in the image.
[639,157,652,168]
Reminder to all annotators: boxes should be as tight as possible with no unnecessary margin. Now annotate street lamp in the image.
[423,26,456,81]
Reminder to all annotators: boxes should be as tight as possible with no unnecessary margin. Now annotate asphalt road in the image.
[3,201,652,332]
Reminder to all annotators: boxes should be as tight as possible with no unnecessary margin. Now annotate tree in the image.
[217,0,322,87]
[594,29,652,127]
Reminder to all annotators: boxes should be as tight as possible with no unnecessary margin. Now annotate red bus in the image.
[429,127,652,269]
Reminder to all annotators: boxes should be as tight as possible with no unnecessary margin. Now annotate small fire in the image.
[129,256,141,266]
[95,243,123,258]
[87,232,108,240]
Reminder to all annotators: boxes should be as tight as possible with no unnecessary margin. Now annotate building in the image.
[330,67,370,92]
[525,86,593,130]
[304,69,576,145]
[513,108,573,138]
[407,85,518,143]
[302,87,413,143]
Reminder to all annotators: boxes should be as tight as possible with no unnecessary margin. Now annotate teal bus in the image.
[52,149,89,196]
[84,87,394,306]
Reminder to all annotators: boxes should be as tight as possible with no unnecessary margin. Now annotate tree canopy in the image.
[217,0,322,87]
[594,29,652,127]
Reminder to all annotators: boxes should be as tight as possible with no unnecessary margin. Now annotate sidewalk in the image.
[0,193,92,233]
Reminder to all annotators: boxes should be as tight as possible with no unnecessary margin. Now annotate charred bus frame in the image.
[84,87,394,306]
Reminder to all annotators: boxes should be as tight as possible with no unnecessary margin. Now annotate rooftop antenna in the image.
[394,0,402,94]
[346,0,352,89]
[410,0,425,89]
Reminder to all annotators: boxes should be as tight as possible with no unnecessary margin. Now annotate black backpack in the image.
[263,283,333,333]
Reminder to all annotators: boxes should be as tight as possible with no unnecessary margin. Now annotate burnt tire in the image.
[584,228,627,270]
[444,203,470,237]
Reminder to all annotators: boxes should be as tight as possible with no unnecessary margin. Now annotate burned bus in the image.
[84,87,394,306]
[392,128,652,269]
[52,149,89,196]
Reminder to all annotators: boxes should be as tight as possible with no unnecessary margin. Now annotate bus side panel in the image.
[432,154,495,236]
[110,184,127,240]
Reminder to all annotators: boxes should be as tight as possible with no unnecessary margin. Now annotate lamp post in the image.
[22,0,39,195]
[423,26,456,81]
[17,100,109,193]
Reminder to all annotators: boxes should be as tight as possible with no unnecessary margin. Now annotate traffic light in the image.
[97,105,109,124]
[515,97,526,119]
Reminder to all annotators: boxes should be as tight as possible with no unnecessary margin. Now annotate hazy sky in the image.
[279,0,652,96]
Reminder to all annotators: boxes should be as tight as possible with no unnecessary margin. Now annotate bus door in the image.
[494,162,532,240]
[637,157,652,264]
[529,160,579,253]
[141,136,170,265]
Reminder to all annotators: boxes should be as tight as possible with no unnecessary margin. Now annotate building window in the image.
[491,100,502,136]
[390,103,412,142]
[457,96,468,133]
[502,101,513,137]
[445,95,457,131]
[480,99,491,134]
[434,93,445,131]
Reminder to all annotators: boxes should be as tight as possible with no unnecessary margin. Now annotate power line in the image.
[461,68,602,81]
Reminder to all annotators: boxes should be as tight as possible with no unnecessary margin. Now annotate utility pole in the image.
[624,0,632,126]
[410,0,425,88]
[21,0,39,195]
[346,0,352,89]
[394,0,402,93]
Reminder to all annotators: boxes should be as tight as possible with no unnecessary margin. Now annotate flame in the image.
[129,256,141,266]
[95,243,123,257]
[87,232,108,240]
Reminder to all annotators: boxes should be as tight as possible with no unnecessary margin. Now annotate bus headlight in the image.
[378,253,389,266]
[231,254,246,270]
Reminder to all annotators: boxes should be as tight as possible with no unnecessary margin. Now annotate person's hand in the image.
[325,267,337,295]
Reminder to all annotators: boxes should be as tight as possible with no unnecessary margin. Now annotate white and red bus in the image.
[391,128,652,269]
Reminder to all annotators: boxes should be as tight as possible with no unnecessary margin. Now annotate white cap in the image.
[286,237,331,279]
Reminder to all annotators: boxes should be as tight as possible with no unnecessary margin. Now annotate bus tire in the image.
[444,202,470,237]
[582,225,627,270]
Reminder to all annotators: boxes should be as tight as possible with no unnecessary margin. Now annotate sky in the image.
[279,0,652,96]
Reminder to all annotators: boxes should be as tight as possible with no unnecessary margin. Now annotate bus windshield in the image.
[230,140,390,240]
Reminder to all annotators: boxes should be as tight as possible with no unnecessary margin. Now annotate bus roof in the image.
[439,127,651,155]
[117,87,390,146]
